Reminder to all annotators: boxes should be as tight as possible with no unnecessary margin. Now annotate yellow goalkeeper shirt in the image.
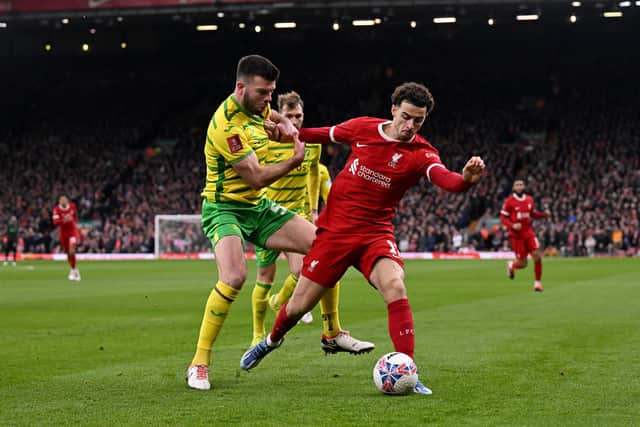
[201,94,272,205]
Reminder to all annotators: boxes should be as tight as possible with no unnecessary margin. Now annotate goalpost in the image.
[154,214,209,259]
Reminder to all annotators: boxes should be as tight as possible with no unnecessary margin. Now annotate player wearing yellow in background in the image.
[318,163,332,209]
[187,56,373,391]
[250,91,371,358]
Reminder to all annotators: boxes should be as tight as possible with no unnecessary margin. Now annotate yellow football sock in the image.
[320,282,342,337]
[251,281,272,344]
[191,281,239,366]
[275,273,297,308]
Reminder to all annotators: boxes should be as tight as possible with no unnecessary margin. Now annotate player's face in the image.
[238,75,276,116]
[281,104,304,130]
[513,181,526,195]
[390,101,427,141]
[59,196,68,207]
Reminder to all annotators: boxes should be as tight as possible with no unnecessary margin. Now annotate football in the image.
[372,352,418,395]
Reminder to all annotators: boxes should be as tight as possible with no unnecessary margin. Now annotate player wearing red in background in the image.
[500,180,550,292]
[52,195,81,281]
[240,82,486,395]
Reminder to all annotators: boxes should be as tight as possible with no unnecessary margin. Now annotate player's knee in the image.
[223,270,247,288]
[380,278,407,304]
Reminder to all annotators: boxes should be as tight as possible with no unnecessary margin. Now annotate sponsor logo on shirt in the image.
[349,158,392,188]
[226,135,243,153]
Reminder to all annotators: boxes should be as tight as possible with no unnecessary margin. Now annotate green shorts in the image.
[201,198,295,249]
[255,245,281,267]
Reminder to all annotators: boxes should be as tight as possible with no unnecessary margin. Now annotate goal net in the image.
[154,214,211,259]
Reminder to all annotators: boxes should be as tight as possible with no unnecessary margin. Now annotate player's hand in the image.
[264,119,281,141]
[311,210,319,225]
[291,134,305,166]
[462,156,485,184]
[277,117,299,142]
[512,223,522,231]
[544,209,551,218]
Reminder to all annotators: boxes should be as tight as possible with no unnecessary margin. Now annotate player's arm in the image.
[500,203,514,228]
[427,156,485,192]
[52,210,62,227]
[531,203,551,219]
[233,135,305,189]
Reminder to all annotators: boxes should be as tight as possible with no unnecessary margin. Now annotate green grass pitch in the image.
[1,258,639,426]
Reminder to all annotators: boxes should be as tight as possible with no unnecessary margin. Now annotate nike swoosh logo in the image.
[356,143,369,147]
[88,0,110,8]
[210,310,227,317]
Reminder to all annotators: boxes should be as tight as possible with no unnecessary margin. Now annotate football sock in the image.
[275,273,297,307]
[512,260,525,269]
[68,254,76,269]
[387,298,415,360]
[191,281,239,366]
[251,281,272,343]
[534,260,542,281]
[270,302,299,343]
[320,282,342,337]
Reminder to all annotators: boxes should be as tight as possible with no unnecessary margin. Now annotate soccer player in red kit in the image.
[52,195,81,281]
[501,180,550,292]
[240,82,485,395]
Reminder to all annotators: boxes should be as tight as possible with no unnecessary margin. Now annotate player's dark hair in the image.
[391,82,435,113]
[236,55,280,82]
[277,91,304,111]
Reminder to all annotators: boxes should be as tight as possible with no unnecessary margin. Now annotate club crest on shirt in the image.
[226,135,243,153]
[388,152,403,168]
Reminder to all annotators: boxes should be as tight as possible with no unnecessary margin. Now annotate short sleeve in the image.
[211,126,254,164]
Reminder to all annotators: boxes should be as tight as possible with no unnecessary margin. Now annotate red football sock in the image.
[270,302,299,343]
[512,260,525,269]
[68,254,76,269]
[387,298,415,360]
[534,260,542,281]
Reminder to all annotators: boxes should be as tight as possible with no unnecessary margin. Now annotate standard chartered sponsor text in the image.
[357,165,391,188]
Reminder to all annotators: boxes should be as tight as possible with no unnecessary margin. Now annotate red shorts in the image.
[510,233,540,260]
[60,232,79,253]
[301,229,404,288]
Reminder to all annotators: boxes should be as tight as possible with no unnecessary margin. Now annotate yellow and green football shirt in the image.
[265,142,321,219]
[201,94,272,205]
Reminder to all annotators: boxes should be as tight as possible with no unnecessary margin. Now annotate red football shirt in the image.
[500,193,546,238]
[299,116,471,234]
[52,202,79,235]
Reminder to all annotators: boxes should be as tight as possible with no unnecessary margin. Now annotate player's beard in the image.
[243,92,264,116]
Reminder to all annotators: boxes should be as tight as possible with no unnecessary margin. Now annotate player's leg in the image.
[3,242,8,266]
[11,240,17,266]
[68,236,80,280]
[188,234,246,390]
[188,199,254,390]
[269,251,302,312]
[251,248,278,345]
[241,230,351,370]
[240,275,329,371]
[368,257,431,395]
[263,214,315,255]
[530,236,544,292]
[507,237,528,279]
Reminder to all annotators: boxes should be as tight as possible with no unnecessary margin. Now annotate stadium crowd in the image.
[1,36,639,258]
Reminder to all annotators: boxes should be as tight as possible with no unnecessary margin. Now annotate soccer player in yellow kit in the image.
[187,56,372,391]
[250,91,374,356]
